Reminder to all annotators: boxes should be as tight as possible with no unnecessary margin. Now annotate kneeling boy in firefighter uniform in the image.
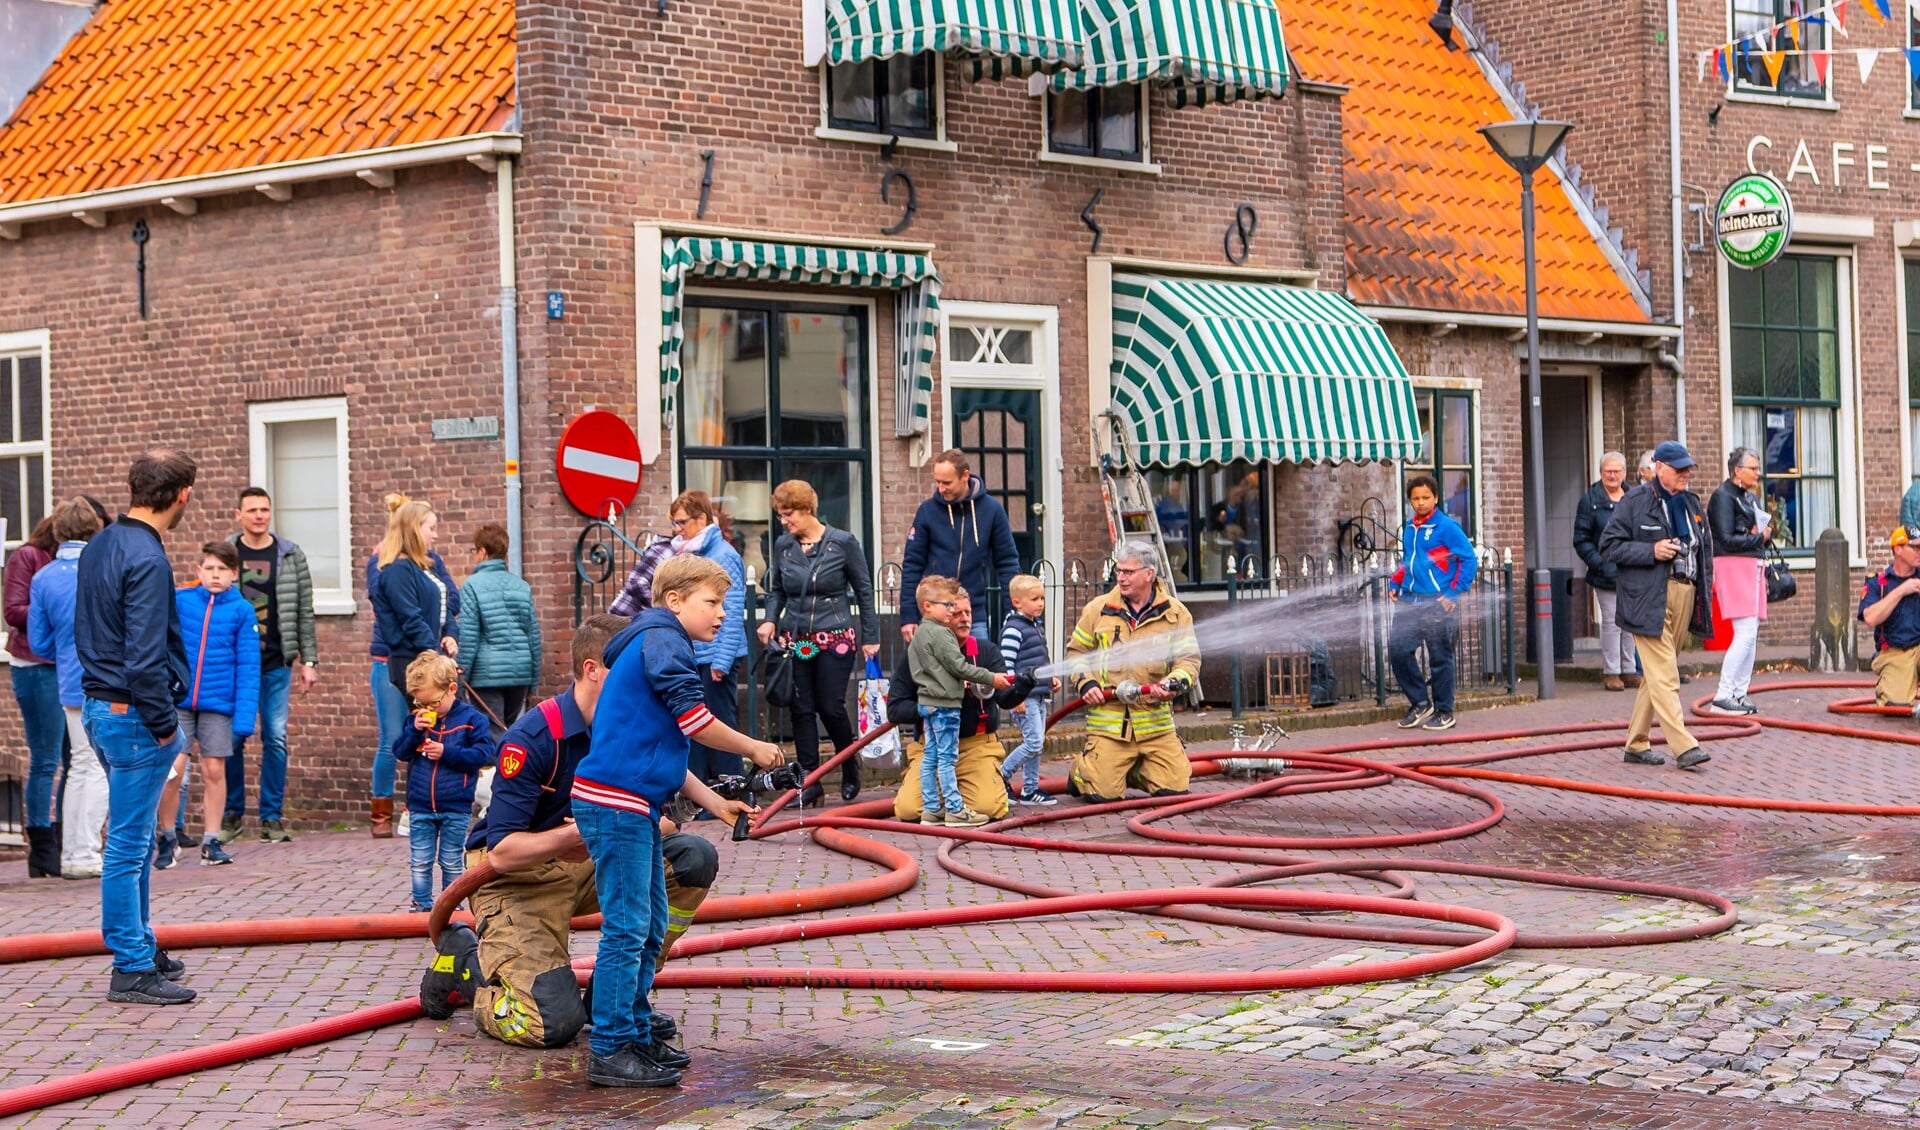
[419,613,752,1049]
[1065,540,1201,802]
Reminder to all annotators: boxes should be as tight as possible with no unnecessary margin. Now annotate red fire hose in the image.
[1,679,1911,1118]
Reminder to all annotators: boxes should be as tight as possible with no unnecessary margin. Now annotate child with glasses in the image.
[393,652,494,911]
[907,576,1013,827]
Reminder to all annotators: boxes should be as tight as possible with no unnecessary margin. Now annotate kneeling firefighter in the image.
[889,596,1034,821]
[419,614,753,1048]
[1065,539,1201,802]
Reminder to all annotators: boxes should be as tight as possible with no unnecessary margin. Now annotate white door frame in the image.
[939,300,1064,571]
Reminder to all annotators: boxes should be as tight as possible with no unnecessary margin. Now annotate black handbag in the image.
[1764,544,1797,603]
[761,645,797,708]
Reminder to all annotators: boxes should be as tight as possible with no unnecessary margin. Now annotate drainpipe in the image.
[1666,0,1688,446]
[497,158,524,576]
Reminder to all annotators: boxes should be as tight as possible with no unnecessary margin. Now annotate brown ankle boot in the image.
[370,796,395,839]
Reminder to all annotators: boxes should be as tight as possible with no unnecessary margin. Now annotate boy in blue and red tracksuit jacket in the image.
[1387,476,1479,731]
[569,556,784,1088]
[393,652,494,911]
[158,543,261,867]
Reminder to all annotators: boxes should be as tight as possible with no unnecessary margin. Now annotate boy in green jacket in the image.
[459,524,542,742]
[906,576,1012,827]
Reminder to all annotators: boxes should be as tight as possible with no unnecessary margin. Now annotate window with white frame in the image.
[0,332,51,547]
[1729,0,1829,100]
[1728,253,1841,552]
[1044,84,1147,164]
[1403,388,1478,538]
[1909,260,1920,483]
[823,54,940,139]
[248,398,352,612]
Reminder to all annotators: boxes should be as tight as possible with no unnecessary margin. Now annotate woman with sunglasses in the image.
[668,490,748,786]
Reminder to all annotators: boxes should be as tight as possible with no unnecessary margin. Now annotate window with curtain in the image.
[1402,389,1477,537]
[1143,463,1267,585]
[1046,84,1145,162]
[0,348,49,548]
[1730,0,1829,100]
[824,54,938,138]
[1728,254,1842,551]
[680,298,870,581]
[248,398,351,607]
[1908,260,1920,483]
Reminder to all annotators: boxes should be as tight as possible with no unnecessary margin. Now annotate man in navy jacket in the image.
[77,446,198,1006]
[899,449,1020,643]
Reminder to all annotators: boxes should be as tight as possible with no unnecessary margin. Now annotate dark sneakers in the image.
[107,969,196,1005]
[260,819,292,843]
[1396,704,1435,729]
[200,837,234,866]
[1423,712,1457,731]
[635,1039,691,1070]
[153,832,178,871]
[587,1045,681,1088]
[1623,748,1666,766]
[649,1013,678,1045]
[153,948,186,981]
[217,813,244,843]
[1675,747,1711,771]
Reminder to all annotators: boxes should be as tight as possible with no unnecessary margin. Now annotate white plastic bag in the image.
[857,657,905,772]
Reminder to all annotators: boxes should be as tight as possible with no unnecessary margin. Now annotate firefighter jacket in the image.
[1064,583,1200,740]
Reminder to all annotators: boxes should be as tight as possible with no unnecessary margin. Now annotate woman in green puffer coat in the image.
[456,523,542,742]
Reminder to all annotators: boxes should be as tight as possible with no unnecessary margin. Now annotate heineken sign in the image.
[1715,173,1793,270]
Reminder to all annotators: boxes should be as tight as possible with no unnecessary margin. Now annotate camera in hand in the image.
[710,763,808,841]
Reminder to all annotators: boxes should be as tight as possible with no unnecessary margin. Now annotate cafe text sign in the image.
[1745,135,1905,190]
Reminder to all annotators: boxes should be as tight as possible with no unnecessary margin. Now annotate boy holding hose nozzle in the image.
[1063,540,1202,803]
[570,555,785,1089]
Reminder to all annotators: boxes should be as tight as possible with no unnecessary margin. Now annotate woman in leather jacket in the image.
[1706,446,1770,715]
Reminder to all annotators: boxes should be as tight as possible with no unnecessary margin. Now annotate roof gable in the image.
[0,0,516,206]
[1278,0,1650,325]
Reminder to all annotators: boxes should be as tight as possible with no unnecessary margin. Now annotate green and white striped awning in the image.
[820,0,1083,72]
[1052,0,1290,107]
[1111,273,1419,467]
[661,238,941,437]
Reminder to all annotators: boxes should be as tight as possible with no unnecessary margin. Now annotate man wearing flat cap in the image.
[1599,441,1715,771]
[1859,526,1920,708]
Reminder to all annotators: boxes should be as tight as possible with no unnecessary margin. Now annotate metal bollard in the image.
[1809,528,1853,672]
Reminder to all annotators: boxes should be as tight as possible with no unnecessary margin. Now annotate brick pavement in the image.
[4,678,1920,1127]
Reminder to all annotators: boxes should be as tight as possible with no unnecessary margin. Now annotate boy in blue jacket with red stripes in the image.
[1388,475,1479,732]
[571,555,785,1089]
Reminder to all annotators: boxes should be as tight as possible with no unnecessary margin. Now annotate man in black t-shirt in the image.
[220,487,317,844]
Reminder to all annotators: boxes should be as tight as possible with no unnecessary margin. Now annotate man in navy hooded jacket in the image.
[899,449,1020,643]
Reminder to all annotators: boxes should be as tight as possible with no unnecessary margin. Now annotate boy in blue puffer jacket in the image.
[157,542,260,867]
[393,652,494,911]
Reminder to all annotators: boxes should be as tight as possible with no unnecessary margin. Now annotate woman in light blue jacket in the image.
[669,489,746,784]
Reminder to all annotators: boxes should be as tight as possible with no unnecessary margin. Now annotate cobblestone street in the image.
[8,679,1920,1128]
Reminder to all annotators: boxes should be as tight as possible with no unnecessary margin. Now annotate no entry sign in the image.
[557,410,642,518]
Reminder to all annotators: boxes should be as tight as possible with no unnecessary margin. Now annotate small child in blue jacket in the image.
[156,542,260,868]
[393,652,494,911]
[571,555,784,1089]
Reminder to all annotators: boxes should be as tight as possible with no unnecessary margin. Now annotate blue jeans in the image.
[1002,694,1048,794]
[918,704,962,814]
[574,798,666,1057]
[1388,599,1457,714]
[226,664,293,821]
[407,810,470,910]
[12,663,65,827]
[370,659,407,797]
[84,699,182,972]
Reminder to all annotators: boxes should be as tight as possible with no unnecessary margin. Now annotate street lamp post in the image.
[1479,118,1573,701]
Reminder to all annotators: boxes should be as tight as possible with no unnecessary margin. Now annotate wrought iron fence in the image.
[573,511,1517,739]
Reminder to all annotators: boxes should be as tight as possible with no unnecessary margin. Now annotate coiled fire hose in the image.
[4,679,1914,1117]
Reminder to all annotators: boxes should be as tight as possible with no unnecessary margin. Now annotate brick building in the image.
[1464,0,1920,647]
[0,0,1655,825]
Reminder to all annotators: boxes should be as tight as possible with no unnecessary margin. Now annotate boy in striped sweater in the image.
[570,555,784,1089]
[998,575,1056,805]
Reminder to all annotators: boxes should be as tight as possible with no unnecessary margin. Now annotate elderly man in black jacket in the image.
[1599,441,1714,772]
[1573,451,1634,692]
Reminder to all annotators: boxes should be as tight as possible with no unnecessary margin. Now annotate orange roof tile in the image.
[1276,0,1650,324]
[0,0,515,206]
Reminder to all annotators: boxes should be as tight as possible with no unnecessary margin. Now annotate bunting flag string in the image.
[1692,0,1919,86]
[1860,45,1878,80]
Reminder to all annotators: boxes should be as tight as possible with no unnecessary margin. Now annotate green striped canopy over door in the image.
[1110,272,1420,467]
[661,237,942,437]
[1054,0,1289,107]
[825,0,1083,73]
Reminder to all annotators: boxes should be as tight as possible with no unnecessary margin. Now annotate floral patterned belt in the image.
[778,628,857,659]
